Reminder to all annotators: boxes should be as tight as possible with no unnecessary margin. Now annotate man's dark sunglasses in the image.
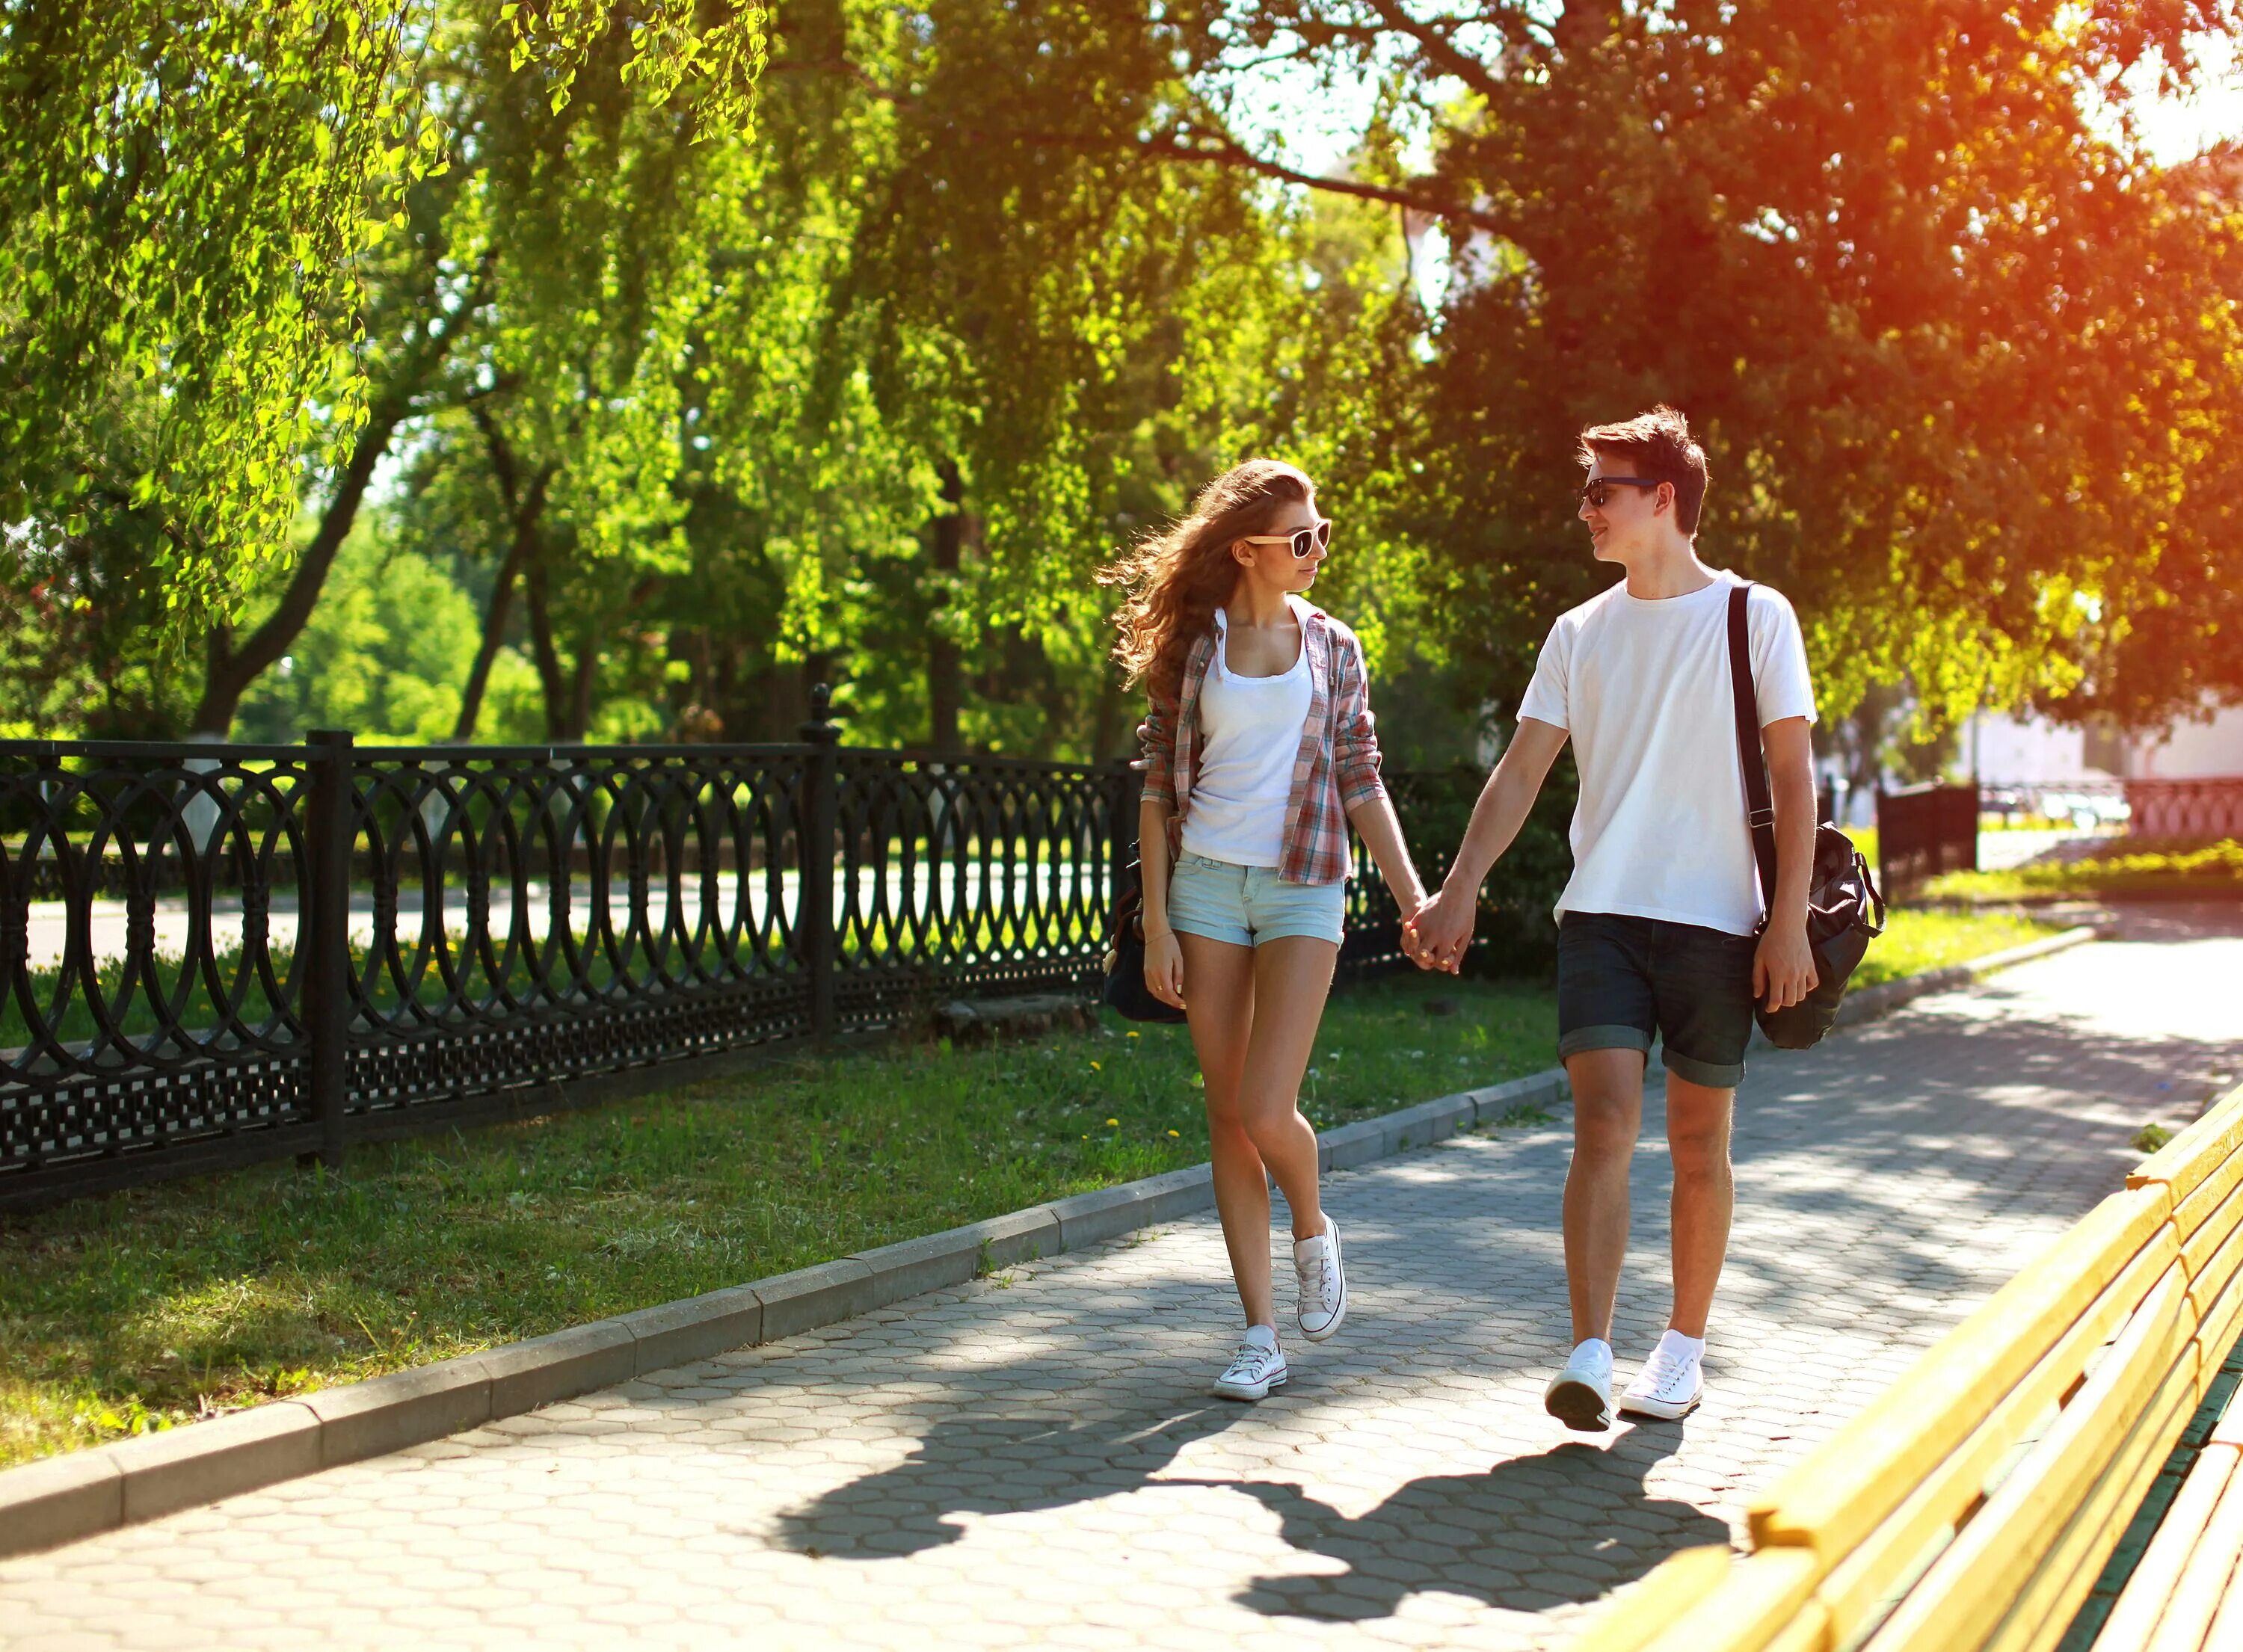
[1580,477,1663,510]
[1240,520,1334,559]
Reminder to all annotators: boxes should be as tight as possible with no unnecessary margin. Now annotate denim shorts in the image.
[1556,911,1758,1088]
[1166,852,1346,948]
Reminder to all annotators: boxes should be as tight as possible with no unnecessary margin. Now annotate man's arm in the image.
[1755,715,1818,1011]
[1405,717,1569,973]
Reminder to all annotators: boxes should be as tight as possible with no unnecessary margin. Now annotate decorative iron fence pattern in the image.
[1,721,1554,1211]
[2125,777,2243,840]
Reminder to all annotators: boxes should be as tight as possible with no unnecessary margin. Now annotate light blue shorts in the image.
[1166,852,1347,948]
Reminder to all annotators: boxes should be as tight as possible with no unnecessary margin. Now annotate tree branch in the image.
[1137,132,1502,232]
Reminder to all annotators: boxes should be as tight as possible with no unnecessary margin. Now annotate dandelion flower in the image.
[1090,1061,1102,1071]
[1166,1129,1179,1138]
[1106,1118,1119,1126]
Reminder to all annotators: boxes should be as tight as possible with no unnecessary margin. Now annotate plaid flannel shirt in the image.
[1134,599,1387,887]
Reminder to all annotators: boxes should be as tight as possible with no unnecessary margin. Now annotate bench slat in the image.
[2090,1443,2239,1651]
[1582,1544,1734,1652]
[1632,1548,1821,1652]
[1864,1262,2194,1651]
[2174,1151,2243,1275]
[1809,1229,2182,1645]
[2129,1083,2243,1205]
[1984,1350,2201,1652]
[1750,1188,2173,1561]
[2139,1461,2243,1651]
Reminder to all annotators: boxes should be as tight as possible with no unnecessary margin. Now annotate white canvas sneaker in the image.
[1293,1215,1347,1342]
[1544,1339,1615,1432]
[1619,1334,1705,1421]
[1210,1331,1289,1401]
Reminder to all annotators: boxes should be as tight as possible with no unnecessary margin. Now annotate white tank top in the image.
[1179,608,1313,868]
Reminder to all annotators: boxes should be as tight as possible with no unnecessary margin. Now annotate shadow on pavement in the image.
[778,1397,1720,1623]
[1225,1430,1724,1621]
[775,1400,1246,1559]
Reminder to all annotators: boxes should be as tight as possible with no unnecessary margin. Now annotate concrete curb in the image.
[1827,924,2099,1036]
[0,1065,1569,1560]
[0,932,2076,1559]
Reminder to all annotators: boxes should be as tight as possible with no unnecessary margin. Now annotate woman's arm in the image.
[1345,792,1426,916]
[1139,795,1185,1008]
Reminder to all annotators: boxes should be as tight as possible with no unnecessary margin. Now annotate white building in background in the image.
[1968,703,2243,783]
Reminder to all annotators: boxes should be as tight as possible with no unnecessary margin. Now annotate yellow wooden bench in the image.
[2083,1372,2243,1650]
[1575,1078,2243,1652]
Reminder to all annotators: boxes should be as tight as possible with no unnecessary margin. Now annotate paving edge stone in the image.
[0,937,2061,1558]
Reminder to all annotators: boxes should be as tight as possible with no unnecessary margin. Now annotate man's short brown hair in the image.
[1578,404,1709,536]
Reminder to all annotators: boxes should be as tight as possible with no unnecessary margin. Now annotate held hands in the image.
[1402,882,1474,975]
[1753,920,1818,1013]
[1142,927,1186,1011]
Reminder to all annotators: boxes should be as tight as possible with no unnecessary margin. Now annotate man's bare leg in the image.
[1663,1075,1735,1338]
[1563,1048,1646,1344]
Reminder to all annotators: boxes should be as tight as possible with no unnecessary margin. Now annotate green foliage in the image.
[1924,837,2243,901]
[233,529,501,744]
[0,0,768,632]
[1225,2,2243,730]
[1851,909,2066,988]
[0,970,1554,1465]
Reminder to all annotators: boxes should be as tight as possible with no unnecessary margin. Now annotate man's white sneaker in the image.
[1544,1340,1615,1432]
[1619,1334,1705,1421]
[1294,1215,1347,1342]
[1210,1331,1289,1401]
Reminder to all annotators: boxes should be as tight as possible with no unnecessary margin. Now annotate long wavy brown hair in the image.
[1100,459,1314,700]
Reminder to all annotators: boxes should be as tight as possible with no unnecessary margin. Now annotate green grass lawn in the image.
[1922,838,2243,904]
[1853,907,2069,987]
[0,970,1556,1468]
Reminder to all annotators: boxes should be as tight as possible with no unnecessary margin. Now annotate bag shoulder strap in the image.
[1726,582,1782,912]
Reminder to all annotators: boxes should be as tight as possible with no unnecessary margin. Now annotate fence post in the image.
[301,730,355,1171]
[798,686,840,1043]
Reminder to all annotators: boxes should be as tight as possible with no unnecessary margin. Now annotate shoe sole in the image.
[1618,1389,1702,1422]
[1544,1376,1613,1432]
[1211,1369,1288,1402]
[1299,1218,1347,1343]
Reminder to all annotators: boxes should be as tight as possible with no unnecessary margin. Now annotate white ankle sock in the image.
[1244,1324,1279,1352]
[1658,1329,1705,1363]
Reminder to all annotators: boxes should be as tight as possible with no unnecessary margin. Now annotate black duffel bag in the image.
[1726,584,1887,1048]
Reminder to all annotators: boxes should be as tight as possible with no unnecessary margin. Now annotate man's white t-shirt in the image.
[1517,570,1817,937]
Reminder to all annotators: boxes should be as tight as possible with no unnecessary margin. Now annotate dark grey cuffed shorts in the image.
[1555,910,1758,1089]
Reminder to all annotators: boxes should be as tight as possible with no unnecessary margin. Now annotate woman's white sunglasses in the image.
[1240,520,1334,559]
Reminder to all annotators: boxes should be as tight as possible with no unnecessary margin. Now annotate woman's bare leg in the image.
[1180,933,1273,1325]
[1239,937,1339,1242]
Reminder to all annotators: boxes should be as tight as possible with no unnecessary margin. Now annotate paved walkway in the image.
[5,907,2240,1651]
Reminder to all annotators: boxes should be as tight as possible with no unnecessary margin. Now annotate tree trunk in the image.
[191,407,399,736]
[523,558,571,742]
[454,421,553,742]
[567,624,598,742]
[927,458,965,754]
[452,540,523,743]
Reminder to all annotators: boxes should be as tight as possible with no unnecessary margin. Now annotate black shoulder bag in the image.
[1726,583,1886,1049]
[1102,852,1187,1023]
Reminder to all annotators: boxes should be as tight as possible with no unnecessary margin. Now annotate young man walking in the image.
[1406,406,1819,1429]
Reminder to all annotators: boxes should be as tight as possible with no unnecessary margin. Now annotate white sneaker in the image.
[1293,1215,1347,1342]
[1211,1331,1288,1401]
[1619,1333,1705,1421]
[1544,1340,1615,1432]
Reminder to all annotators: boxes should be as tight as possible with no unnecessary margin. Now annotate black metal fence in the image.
[1876,782,1981,895]
[1,715,1492,1211]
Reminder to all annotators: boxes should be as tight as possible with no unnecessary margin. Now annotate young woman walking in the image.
[1106,459,1426,1401]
